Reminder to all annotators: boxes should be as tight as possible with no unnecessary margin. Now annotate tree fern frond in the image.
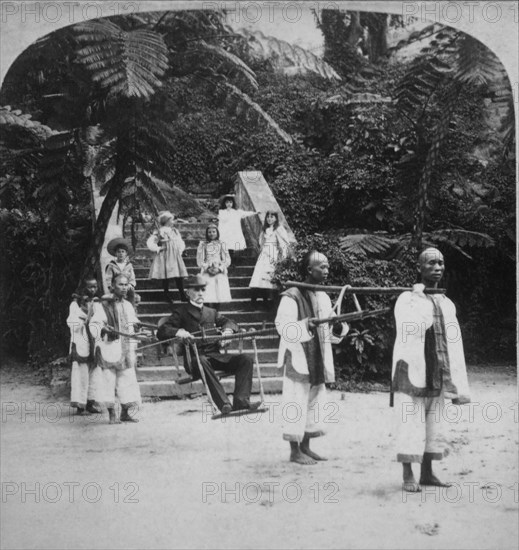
[221,82,293,144]
[0,105,56,142]
[389,23,447,52]
[339,233,395,257]
[325,92,392,106]
[74,20,168,99]
[189,40,258,90]
[240,29,341,81]
[456,35,503,86]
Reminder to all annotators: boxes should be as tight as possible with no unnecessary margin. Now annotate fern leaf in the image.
[339,233,395,257]
[74,20,168,99]
[240,29,341,81]
[221,82,293,144]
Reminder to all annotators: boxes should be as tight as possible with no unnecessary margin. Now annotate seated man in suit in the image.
[157,274,260,415]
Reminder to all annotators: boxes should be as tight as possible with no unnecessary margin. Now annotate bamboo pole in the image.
[283,281,446,294]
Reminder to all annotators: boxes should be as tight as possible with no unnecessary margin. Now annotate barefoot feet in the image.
[290,448,317,465]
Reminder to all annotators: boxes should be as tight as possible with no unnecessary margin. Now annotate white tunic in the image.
[275,291,349,383]
[67,301,91,361]
[89,299,139,370]
[392,285,470,403]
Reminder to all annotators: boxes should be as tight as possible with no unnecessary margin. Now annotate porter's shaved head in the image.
[418,247,444,267]
[418,247,445,286]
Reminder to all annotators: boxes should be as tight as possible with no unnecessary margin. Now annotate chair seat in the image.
[176,371,233,385]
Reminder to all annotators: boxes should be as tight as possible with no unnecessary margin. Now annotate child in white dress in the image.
[218,194,256,263]
[197,224,232,310]
[146,211,188,304]
[249,211,290,308]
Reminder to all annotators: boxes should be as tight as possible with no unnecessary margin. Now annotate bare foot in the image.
[403,481,422,492]
[419,475,452,487]
[403,471,421,492]
[300,446,328,461]
[290,449,317,465]
[108,410,121,424]
[120,415,139,423]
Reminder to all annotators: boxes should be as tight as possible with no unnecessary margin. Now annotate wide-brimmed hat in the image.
[158,210,175,225]
[107,238,132,257]
[184,274,207,288]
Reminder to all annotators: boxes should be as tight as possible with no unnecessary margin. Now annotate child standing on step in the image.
[105,238,138,306]
[147,211,188,304]
[249,211,290,308]
[197,224,232,310]
[218,194,256,264]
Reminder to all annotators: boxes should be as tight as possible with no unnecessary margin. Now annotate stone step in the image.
[137,363,281,381]
[136,287,268,301]
[138,376,282,398]
[134,265,255,278]
[136,276,253,289]
[138,310,273,325]
[132,224,219,240]
[137,299,277,314]
[134,244,257,257]
[132,256,256,277]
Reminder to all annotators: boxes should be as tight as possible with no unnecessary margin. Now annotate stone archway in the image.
[1,1,518,92]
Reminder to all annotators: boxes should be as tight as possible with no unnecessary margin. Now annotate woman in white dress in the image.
[249,211,290,307]
[197,224,232,309]
[146,211,188,304]
[218,194,256,262]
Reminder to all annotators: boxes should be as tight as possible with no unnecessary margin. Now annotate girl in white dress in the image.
[146,211,188,304]
[249,211,290,307]
[218,194,256,262]
[196,224,232,309]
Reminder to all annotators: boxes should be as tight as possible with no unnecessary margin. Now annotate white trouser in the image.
[282,376,327,442]
[101,367,141,408]
[393,392,445,462]
[70,362,103,407]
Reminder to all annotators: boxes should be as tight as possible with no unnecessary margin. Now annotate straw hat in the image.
[158,211,175,225]
[107,238,132,257]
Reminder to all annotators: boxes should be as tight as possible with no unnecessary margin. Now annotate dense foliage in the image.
[0,11,515,370]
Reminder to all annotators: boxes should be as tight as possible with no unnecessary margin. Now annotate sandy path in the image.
[1,363,517,550]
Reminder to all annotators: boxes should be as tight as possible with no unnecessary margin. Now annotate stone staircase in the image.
[132,221,283,398]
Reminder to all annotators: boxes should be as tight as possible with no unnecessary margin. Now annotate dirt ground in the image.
[1,361,517,550]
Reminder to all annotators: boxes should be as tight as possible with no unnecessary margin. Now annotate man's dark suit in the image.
[157,302,254,411]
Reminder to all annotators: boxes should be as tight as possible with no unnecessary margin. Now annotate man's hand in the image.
[219,329,233,348]
[307,318,317,331]
[101,325,115,338]
[176,329,193,340]
[332,320,343,336]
